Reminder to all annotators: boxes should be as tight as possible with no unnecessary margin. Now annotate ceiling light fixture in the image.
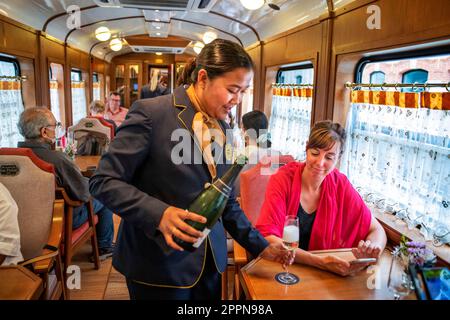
[155,52,162,56]
[193,41,205,54]
[109,38,123,51]
[95,26,111,41]
[240,0,264,10]
[203,31,217,44]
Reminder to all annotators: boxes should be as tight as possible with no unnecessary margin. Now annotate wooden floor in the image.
[68,215,236,300]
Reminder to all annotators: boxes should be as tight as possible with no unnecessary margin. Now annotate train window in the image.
[402,69,428,92]
[269,63,314,160]
[343,52,450,238]
[93,72,102,101]
[71,68,87,125]
[49,63,65,127]
[0,57,24,147]
[370,71,385,85]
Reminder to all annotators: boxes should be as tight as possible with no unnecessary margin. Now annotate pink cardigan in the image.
[255,162,372,250]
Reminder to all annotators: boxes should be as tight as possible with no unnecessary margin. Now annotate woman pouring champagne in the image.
[90,39,294,300]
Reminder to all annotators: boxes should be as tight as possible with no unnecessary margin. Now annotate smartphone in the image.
[349,258,377,265]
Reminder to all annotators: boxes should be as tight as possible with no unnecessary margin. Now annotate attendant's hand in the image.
[352,240,382,259]
[319,255,371,277]
[259,241,295,268]
[158,206,207,251]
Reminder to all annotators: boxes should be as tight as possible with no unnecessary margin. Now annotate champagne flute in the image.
[275,216,300,285]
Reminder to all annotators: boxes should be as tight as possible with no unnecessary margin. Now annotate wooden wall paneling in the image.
[260,24,322,121]
[0,16,39,106]
[333,0,450,55]
[314,18,334,123]
[0,19,37,59]
[246,43,263,112]
[64,45,73,126]
[40,36,65,108]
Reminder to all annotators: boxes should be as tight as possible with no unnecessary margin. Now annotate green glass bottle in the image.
[174,155,247,252]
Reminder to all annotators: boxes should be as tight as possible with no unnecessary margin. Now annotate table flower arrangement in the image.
[394,235,437,268]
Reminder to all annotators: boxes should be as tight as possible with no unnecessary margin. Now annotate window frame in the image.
[369,71,386,84]
[351,46,450,262]
[276,63,314,84]
[0,55,21,77]
[355,45,450,83]
[71,68,82,82]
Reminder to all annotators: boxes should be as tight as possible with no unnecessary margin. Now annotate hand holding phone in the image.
[349,258,377,265]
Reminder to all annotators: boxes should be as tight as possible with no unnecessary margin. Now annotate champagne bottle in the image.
[174,155,247,252]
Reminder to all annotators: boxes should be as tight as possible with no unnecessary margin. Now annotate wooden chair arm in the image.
[56,187,84,207]
[233,241,249,267]
[33,199,64,273]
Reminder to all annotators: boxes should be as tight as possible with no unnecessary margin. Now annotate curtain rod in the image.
[271,83,314,87]
[345,81,450,91]
[0,75,27,81]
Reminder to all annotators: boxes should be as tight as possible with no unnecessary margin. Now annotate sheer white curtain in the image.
[269,86,313,160]
[71,81,87,125]
[49,80,62,124]
[0,80,24,147]
[93,82,100,101]
[0,61,24,147]
[341,90,450,243]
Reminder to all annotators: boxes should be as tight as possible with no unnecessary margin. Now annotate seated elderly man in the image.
[17,107,114,260]
[0,182,22,266]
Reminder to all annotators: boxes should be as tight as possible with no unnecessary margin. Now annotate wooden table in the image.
[74,155,101,177]
[239,249,416,300]
[0,265,43,300]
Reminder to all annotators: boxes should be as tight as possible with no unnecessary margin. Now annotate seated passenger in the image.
[76,100,115,156]
[17,107,114,260]
[234,111,280,196]
[89,100,117,133]
[0,182,22,266]
[242,110,279,166]
[105,91,128,127]
[256,121,387,276]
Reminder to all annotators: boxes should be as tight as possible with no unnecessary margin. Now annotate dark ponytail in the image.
[176,58,197,86]
[177,39,254,86]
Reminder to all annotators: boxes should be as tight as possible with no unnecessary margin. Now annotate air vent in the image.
[94,0,217,11]
[131,46,186,54]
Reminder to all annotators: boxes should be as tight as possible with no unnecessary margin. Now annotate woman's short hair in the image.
[18,107,52,140]
[177,39,254,86]
[306,120,346,156]
[90,100,105,114]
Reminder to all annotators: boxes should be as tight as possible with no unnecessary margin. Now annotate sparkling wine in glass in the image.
[275,216,300,285]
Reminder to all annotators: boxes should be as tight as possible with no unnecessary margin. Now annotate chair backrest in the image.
[0,148,55,260]
[88,116,115,139]
[68,118,111,155]
[240,155,295,225]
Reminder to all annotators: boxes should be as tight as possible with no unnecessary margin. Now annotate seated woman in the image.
[256,121,387,276]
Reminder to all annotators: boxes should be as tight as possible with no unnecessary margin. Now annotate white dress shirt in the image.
[0,182,23,265]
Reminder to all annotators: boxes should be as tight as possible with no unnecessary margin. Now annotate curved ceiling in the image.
[0,0,356,61]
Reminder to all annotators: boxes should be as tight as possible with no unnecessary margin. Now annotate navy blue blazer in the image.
[89,86,268,287]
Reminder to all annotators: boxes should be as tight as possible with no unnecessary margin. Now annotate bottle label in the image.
[192,228,211,248]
